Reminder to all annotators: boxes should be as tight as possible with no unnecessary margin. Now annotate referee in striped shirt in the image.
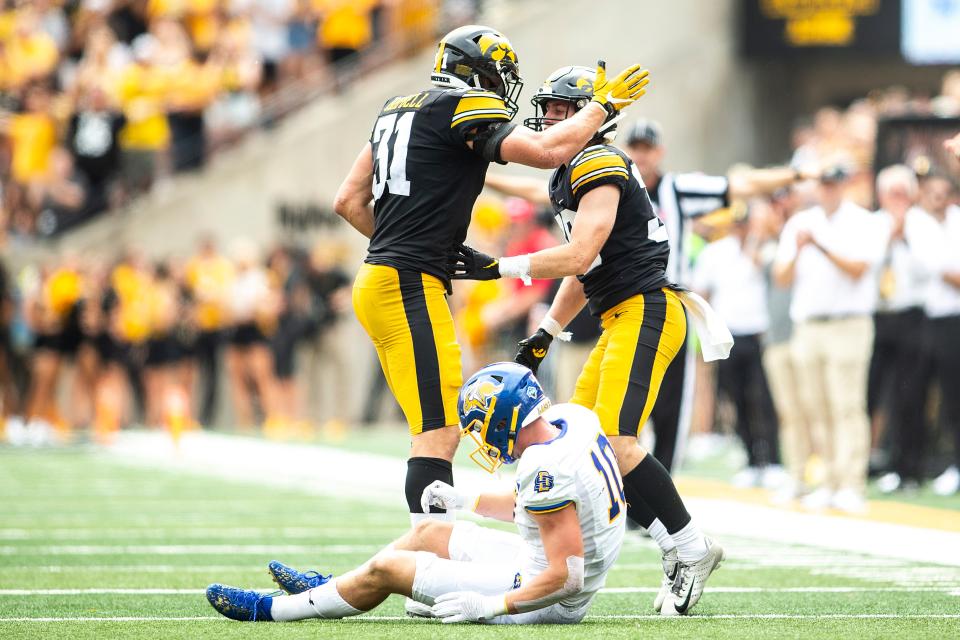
[621,120,815,471]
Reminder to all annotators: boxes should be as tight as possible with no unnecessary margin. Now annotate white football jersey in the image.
[513,403,626,609]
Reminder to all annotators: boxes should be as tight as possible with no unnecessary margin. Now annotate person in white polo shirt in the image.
[772,164,888,513]
[869,166,943,494]
[693,203,781,488]
[922,174,960,497]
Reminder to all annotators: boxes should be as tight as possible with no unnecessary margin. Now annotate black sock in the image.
[625,491,657,529]
[622,454,691,534]
[405,457,453,514]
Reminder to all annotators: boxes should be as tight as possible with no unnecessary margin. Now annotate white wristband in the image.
[498,254,532,286]
[538,315,563,337]
[483,594,510,619]
[459,491,481,512]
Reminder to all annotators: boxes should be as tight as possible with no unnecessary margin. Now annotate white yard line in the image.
[2,613,960,622]
[0,589,205,595]
[0,544,381,556]
[0,527,404,541]
[2,586,959,596]
[1,565,249,572]
[105,432,960,566]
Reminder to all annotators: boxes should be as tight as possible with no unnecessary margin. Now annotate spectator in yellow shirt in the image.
[24,259,83,431]
[154,18,219,171]
[2,6,59,92]
[313,0,376,68]
[3,83,57,185]
[116,34,170,196]
[185,235,234,426]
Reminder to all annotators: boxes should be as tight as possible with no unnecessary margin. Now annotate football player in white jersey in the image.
[205,362,625,624]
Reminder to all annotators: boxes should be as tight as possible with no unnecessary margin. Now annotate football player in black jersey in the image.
[448,66,724,616]
[333,25,651,530]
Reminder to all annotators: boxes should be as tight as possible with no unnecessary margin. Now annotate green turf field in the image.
[1,447,959,640]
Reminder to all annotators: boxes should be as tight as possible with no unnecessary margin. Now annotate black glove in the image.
[515,328,554,375]
[447,244,501,281]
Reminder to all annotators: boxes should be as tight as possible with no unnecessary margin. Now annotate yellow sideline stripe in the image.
[674,477,960,533]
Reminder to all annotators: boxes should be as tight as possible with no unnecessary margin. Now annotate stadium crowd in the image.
[0,0,458,240]
[683,70,960,508]
[0,235,354,442]
[1,62,959,508]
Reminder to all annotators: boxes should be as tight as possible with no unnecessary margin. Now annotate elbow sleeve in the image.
[471,122,517,164]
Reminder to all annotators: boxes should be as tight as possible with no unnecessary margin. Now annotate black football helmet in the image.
[524,66,617,141]
[431,25,522,118]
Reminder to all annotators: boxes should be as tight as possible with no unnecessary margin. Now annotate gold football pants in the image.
[571,288,686,437]
[352,264,462,435]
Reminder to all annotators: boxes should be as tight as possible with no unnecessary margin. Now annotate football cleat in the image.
[268,560,331,594]
[206,584,277,621]
[661,537,724,616]
[653,547,679,612]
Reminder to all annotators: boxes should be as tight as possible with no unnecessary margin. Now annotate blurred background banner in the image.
[742,0,902,56]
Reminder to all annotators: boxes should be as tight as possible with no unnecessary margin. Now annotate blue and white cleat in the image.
[206,583,277,621]
[268,560,332,594]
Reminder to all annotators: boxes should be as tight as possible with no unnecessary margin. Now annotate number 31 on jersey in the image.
[372,113,414,200]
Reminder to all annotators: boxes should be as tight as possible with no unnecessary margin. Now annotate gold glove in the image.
[591,60,650,117]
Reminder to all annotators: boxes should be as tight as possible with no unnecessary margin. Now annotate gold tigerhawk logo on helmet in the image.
[576,77,594,93]
[462,379,504,414]
[477,34,517,64]
[532,348,546,358]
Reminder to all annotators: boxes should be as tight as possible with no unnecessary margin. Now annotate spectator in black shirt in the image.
[66,87,125,213]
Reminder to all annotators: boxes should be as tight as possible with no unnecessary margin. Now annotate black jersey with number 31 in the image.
[548,144,671,316]
[364,87,511,285]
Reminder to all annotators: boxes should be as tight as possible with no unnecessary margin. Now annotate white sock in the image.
[269,579,362,621]
[268,591,318,621]
[647,519,676,555]
[409,511,455,527]
[671,521,708,563]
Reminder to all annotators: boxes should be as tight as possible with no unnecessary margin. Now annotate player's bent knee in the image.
[410,519,455,553]
[366,549,421,596]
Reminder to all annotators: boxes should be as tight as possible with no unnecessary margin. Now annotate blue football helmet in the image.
[458,362,551,473]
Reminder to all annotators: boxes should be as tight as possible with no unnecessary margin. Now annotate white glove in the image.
[420,480,476,513]
[431,591,507,623]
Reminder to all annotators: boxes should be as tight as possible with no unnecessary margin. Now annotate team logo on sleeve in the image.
[534,470,555,493]
[512,572,523,589]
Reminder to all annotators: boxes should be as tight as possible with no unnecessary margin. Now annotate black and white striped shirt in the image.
[647,172,730,284]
